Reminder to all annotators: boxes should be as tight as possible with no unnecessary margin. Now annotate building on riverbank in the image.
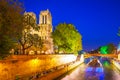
[21,9,54,54]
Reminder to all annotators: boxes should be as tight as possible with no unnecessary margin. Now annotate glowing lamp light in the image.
[86,67,93,72]
[30,58,39,65]
[86,67,103,72]
[33,58,39,64]
[96,67,103,72]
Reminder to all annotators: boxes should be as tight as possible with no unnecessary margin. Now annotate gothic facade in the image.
[24,9,54,54]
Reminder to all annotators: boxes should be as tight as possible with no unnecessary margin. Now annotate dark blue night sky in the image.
[22,0,120,51]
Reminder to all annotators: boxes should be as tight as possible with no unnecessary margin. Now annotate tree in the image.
[100,43,116,54]
[0,0,24,56]
[107,43,116,54]
[52,23,82,54]
[18,13,43,54]
[100,46,108,54]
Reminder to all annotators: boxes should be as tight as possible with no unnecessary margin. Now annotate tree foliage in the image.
[100,46,108,54]
[107,43,116,53]
[52,23,82,54]
[18,13,43,54]
[0,0,24,56]
[100,43,116,54]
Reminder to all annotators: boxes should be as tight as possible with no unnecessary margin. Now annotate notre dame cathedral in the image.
[24,9,54,54]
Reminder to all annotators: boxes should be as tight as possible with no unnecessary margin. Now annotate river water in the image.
[61,57,120,80]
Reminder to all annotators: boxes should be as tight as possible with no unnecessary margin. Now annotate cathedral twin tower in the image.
[24,9,53,54]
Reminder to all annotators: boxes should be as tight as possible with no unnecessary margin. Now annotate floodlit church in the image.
[24,9,54,54]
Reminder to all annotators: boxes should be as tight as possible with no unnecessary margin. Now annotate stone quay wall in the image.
[0,54,77,80]
[39,61,83,80]
[112,58,120,70]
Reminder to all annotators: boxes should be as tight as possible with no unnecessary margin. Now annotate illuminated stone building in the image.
[24,12,37,22]
[38,10,53,54]
[24,9,54,54]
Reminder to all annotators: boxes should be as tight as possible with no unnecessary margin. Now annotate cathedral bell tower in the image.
[38,9,53,54]
[39,10,52,25]
[39,9,52,32]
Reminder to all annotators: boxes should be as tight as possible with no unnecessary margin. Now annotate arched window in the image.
[42,15,44,24]
[45,15,47,24]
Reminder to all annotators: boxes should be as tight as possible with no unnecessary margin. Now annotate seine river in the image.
[60,57,120,80]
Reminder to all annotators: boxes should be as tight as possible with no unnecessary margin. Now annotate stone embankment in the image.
[112,58,120,70]
[0,54,79,80]
[38,61,83,80]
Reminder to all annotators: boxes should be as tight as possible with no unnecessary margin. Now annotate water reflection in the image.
[85,57,105,80]
[84,58,91,64]
[85,67,104,80]
[61,63,86,80]
[103,61,110,67]
[62,57,120,80]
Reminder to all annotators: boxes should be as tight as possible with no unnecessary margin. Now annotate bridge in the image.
[84,53,118,58]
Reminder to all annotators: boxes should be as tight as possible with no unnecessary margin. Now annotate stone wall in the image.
[0,54,77,80]
[39,61,83,80]
[112,58,120,70]
[118,54,120,60]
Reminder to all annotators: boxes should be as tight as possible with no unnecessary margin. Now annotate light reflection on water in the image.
[85,67,104,80]
[61,57,120,80]
[61,57,109,80]
[61,66,105,80]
